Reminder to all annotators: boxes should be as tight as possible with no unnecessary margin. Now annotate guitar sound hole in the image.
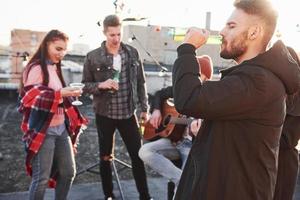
[163,115,171,126]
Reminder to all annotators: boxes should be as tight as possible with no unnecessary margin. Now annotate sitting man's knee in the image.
[138,147,145,161]
[138,145,153,162]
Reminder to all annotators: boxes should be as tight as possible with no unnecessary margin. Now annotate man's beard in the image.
[220,31,248,60]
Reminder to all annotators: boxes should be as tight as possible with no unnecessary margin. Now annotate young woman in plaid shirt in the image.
[19,30,87,200]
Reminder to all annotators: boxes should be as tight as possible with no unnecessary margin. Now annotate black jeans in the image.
[95,114,151,200]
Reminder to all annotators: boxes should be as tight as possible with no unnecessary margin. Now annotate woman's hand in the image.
[60,87,82,97]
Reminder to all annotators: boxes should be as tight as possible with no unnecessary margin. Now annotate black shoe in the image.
[104,197,115,200]
[139,196,153,200]
[168,181,176,200]
[104,193,116,200]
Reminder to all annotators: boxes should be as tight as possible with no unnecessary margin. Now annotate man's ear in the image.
[248,25,261,40]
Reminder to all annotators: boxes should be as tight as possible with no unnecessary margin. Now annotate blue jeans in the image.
[139,137,192,185]
[29,126,76,200]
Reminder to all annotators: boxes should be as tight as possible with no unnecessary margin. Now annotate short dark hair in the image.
[234,0,278,45]
[103,15,122,32]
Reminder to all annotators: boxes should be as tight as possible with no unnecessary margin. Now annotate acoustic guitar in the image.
[142,99,194,142]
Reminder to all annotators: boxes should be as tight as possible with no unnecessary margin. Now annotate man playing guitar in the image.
[138,55,213,194]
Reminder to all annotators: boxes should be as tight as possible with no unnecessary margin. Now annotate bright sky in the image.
[1,0,299,51]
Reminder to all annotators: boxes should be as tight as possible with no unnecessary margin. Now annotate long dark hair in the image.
[20,29,69,90]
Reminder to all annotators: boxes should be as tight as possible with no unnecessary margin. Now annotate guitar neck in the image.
[168,117,194,126]
[143,99,194,142]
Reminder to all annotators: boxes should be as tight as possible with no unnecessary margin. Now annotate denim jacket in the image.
[82,41,148,116]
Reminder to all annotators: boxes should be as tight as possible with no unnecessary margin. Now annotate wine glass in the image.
[69,83,85,106]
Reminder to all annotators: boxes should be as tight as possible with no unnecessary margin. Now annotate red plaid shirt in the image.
[18,84,88,187]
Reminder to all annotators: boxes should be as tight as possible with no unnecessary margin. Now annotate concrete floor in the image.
[2,176,300,200]
[0,177,168,200]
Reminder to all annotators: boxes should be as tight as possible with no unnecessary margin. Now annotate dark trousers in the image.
[274,115,300,200]
[95,114,150,200]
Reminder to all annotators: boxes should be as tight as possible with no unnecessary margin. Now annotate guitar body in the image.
[142,122,160,141]
[143,100,188,142]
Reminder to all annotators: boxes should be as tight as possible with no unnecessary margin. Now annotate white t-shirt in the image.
[113,54,122,72]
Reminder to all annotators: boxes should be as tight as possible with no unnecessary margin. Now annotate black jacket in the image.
[273,47,300,200]
[152,86,173,111]
[172,40,300,200]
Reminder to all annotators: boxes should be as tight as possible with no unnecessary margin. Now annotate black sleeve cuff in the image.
[177,43,196,57]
